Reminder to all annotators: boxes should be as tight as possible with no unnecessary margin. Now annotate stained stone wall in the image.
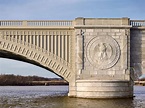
[130,28,145,79]
[75,18,131,81]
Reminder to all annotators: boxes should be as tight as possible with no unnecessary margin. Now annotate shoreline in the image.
[0,81,68,86]
[0,74,68,86]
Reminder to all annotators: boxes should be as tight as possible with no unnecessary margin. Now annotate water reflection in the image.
[28,96,135,108]
[0,86,145,108]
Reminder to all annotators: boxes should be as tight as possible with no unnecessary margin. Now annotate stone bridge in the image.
[0,18,145,98]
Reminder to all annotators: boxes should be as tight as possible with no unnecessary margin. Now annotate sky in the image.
[0,0,145,78]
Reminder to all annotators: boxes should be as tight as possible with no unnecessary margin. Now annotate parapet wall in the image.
[75,17,130,25]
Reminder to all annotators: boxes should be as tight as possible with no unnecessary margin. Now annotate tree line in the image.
[0,74,68,86]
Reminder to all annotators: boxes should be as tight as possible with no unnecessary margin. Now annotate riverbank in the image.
[0,74,68,86]
[28,80,68,86]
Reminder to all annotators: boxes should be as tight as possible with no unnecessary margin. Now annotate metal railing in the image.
[130,20,145,27]
[0,20,73,27]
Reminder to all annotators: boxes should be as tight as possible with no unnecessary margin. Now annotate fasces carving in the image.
[86,36,120,70]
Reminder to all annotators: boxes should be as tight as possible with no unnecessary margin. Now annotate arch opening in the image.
[0,49,69,82]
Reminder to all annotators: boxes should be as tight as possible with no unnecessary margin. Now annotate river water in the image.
[0,86,144,108]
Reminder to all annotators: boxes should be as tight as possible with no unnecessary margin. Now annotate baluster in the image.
[4,22,5,26]
[29,21,31,26]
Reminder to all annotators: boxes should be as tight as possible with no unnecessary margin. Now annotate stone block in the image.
[97,71,107,75]
[125,75,130,80]
[108,70,116,75]
[75,17,84,25]
[89,32,94,36]
[86,29,94,32]
[77,82,102,87]
[77,86,130,92]
[112,36,120,39]
[98,32,107,35]
[68,91,76,97]
[119,29,125,33]
[115,32,122,36]
[84,32,90,36]
[76,80,131,98]
[108,32,116,36]
[111,29,120,32]
[101,82,129,87]
[69,86,76,91]
[94,29,103,32]
[103,29,111,32]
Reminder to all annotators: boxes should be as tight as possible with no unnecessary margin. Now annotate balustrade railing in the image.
[0,21,23,26]
[0,20,73,27]
[130,20,145,27]
[27,20,73,26]
[1,20,145,27]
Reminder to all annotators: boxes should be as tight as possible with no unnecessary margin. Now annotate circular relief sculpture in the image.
[86,36,120,70]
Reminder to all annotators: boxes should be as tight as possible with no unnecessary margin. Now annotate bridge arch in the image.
[0,35,73,82]
[0,53,63,79]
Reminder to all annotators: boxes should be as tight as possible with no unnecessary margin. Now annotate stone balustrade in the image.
[0,20,73,26]
[130,20,145,27]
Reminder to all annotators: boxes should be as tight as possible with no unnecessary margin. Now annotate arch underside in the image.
[0,50,56,76]
[0,36,73,82]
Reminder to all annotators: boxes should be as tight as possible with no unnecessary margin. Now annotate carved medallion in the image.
[86,36,120,70]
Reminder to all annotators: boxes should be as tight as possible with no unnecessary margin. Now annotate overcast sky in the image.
[0,0,145,78]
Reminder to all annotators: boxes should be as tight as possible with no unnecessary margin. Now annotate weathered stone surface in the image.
[76,80,132,98]
[74,17,133,98]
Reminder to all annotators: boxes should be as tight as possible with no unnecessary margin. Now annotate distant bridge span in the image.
[0,18,145,98]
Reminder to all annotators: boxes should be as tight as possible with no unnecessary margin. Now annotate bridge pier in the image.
[75,80,133,98]
[73,17,134,98]
[68,79,133,98]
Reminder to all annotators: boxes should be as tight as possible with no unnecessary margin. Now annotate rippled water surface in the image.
[0,86,145,108]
